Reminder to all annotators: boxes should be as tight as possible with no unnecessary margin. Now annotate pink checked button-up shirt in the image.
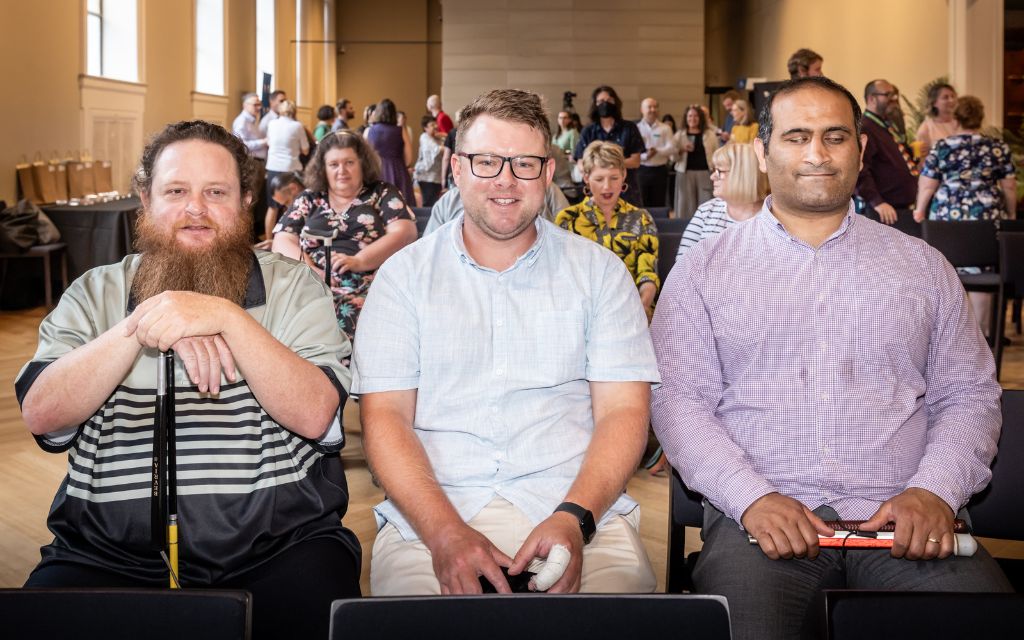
[650,197,1001,527]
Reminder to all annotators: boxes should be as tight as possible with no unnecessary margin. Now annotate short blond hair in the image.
[712,143,767,204]
[581,140,625,176]
[276,100,297,118]
[732,99,751,125]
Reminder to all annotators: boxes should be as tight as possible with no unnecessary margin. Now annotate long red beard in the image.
[131,209,254,305]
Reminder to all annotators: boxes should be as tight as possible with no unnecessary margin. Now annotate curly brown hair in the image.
[303,130,382,192]
[954,95,984,130]
[132,120,258,208]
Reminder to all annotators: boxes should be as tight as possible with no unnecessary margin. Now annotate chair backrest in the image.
[330,594,731,640]
[999,232,1024,289]
[0,589,251,640]
[668,467,705,593]
[658,232,682,288]
[825,591,1024,639]
[654,217,689,234]
[647,206,671,219]
[998,218,1024,233]
[921,219,999,269]
[967,389,1024,541]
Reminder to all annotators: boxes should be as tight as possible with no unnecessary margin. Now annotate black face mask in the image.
[596,102,619,119]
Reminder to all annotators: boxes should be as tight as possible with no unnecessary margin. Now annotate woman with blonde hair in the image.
[728,99,759,143]
[556,140,660,320]
[676,143,767,258]
[265,99,310,205]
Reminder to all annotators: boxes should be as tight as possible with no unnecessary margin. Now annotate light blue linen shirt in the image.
[352,214,661,541]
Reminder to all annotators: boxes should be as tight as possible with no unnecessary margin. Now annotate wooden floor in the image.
[1,305,1022,593]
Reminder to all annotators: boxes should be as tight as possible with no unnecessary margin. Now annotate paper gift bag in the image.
[16,159,40,204]
[49,153,68,202]
[93,160,113,193]
[31,159,59,203]
[67,161,97,199]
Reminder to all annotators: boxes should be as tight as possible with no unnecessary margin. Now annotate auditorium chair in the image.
[921,219,1002,358]
[657,232,682,293]
[967,388,1024,591]
[667,466,705,593]
[412,207,431,236]
[654,217,688,234]
[0,588,251,640]
[647,206,670,219]
[995,232,1024,376]
[329,594,732,640]
[825,591,1024,639]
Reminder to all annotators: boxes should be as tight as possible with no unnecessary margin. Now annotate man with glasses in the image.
[353,88,660,596]
[856,79,920,236]
[232,92,269,239]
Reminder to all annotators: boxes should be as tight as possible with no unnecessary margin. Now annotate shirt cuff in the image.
[905,475,964,515]
[351,375,420,395]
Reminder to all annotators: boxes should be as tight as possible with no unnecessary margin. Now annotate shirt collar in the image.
[450,213,547,273]
[758,194,857,247]
[126,251,266,313]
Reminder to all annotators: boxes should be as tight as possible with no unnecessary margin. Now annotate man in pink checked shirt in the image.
[650,76,1011,640]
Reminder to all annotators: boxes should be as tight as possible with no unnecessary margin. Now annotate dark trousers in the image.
[637,164,668,208]
[692,504,1012,640]
[251,158,267,242]
[863,205,921,237]
[25,536,361,640]
[418,181,442,208]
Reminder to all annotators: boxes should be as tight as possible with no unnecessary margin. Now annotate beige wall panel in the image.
[143,1,194,136]
[0,0,82,202]
[227,0,257,104]
[274,0,296,98]
[726,0,949,115]
[442,0,705,130]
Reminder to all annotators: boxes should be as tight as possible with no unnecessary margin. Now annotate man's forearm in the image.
[21,318,142,435]
[219,309,339,439]
[562,382,650,519]
[361,393,467,547]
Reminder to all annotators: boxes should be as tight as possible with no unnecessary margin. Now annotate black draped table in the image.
[43,197,141,281]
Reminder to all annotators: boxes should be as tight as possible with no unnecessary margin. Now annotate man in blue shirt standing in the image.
[353,88,660,596]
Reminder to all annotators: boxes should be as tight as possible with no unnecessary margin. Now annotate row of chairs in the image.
[5,588,1023,639]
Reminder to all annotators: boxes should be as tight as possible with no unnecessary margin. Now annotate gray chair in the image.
[330,594,732,640]
[0,589,251,640]
[667,466,704,593]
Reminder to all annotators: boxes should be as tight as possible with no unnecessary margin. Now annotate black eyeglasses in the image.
[457,152,548,180]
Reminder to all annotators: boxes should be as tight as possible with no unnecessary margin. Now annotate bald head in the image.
[426,94,441,113]
[641,97,659,123]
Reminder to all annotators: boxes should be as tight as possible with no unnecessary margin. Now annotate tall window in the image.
[256,0,275,94]
[86,0,138,82]
[195,0,225,95]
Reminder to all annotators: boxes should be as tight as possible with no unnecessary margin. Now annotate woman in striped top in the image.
[677,143,768,260]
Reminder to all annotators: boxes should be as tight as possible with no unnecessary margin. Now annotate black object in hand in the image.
[479,567,536,593]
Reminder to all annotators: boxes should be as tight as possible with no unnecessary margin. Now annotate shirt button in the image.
[818,294,826,303]
[496,319,504,327]
[822,447,831,456]
[821,392,829,401]
[819,341,827,351]
[495,369,504,376]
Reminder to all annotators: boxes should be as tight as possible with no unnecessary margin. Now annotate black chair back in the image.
[658,232,682,288]
[647,206,671,219]
[655,217,689,234]
[999,232,1024,294]
[921,219,999,269]
[998,218,1024,233]
[667,467,705,592]
[0,589,251,640]
[968,389,1024,541]
[413,208,431,237]
[825,591,1024,639]
[330,594,732,640]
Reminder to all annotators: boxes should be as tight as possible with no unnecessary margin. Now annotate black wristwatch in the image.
[555,501,596,544]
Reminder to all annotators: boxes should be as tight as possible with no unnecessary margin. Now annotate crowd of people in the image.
[14,45,1020,640]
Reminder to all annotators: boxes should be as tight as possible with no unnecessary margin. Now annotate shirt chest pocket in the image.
[510,309,588,388]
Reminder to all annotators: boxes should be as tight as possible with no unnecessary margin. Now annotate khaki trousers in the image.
[370,497,656,595]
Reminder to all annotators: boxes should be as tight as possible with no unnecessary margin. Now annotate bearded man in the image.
[15,121,360,639]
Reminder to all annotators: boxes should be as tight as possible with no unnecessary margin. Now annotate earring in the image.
[583,185,593,198]
[620,183,629,193]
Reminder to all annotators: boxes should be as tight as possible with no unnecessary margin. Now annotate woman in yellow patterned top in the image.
[555,140,660,320]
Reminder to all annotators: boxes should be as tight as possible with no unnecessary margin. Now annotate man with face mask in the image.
[573,85,646,207]
[651,76,1010,640]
